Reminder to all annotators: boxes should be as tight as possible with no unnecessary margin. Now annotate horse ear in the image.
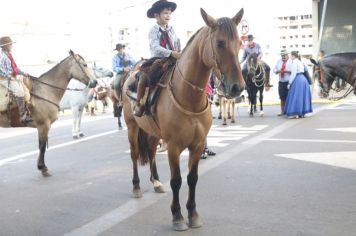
[69,50,74,56]
[200,8,217,29]
[232,8,244,25]
[310,58,318,65]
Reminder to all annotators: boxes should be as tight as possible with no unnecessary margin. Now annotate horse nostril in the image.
[231,84,239,95]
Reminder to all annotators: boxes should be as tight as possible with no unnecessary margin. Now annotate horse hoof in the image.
[73,135,79,139]
[79,133,85,137]
[154,185,165,193]
[40,167,51,177]
[189,215,203,228]
[218,115,222,119]
[231,119,235,123]
[172,220,188,231]
[132,189,143,198]
[222,122,227,126]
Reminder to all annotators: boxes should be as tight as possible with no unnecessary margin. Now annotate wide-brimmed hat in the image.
[280,49,288,55]
[0,36,14,47]
[114,43,125,51]
[247,34,254,40]
[147,0,177,18]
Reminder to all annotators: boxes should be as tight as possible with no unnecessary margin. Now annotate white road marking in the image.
[0,114,113,140]
[0,130,118,167]
[317,127,356,133]
[265,138,356,143]
[275,151,356,171]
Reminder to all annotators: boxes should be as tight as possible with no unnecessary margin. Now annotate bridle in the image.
[29,54,91,108]
[316,61,356,100]
[247,57,265,87]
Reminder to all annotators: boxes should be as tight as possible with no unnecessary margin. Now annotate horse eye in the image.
[217,41,225,49]
[83,64,88,67]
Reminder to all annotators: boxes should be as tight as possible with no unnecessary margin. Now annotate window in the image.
[290,26,298,29]
[290,36,293,39]
[301,25,312,29]
[308,44,313,47]
[302,35,306,38]
[302,45,306,48]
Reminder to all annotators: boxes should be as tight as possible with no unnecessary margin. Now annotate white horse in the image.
[59,64,113,139]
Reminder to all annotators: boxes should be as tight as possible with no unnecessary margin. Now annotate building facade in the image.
[275,14,313,58]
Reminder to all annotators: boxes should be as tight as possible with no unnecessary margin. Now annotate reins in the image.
[166,65,209,116]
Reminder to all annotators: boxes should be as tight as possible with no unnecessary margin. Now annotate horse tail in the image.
[137,128,150,165]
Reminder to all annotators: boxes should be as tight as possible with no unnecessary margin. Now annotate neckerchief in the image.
[280,60,287,78]
[7,52,19,76]
[159,28,175,51]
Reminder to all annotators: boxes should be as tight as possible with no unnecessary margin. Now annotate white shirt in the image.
[273,58,292,82]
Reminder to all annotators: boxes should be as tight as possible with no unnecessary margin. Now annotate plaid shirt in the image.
[149,24,180,58]
[0,49,24,79]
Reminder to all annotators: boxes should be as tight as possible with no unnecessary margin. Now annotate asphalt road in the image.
[1,99,356,236]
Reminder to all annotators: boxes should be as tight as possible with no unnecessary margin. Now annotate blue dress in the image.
[284,73,313,117]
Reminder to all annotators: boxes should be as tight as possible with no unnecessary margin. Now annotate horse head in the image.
[246,53,259,79]
[92,64,114,79]
[310,58,333,98]
[200,8,245,99]
[68,50,96,86]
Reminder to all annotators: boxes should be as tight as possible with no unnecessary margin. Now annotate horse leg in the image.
[72,107,80,139]
[222,99,227,125]
[128,125,142,198]
[186,145,204,228]
[148,137,164,193]
[168,145,188,231]
[37,123,51,176]
[259,88,264,116]
[231,101,236,123]
[227,101,231,119]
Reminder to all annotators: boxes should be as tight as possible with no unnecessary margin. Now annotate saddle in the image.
[127,57,176,116]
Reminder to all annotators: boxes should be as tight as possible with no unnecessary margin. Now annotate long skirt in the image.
[284,73,313,117]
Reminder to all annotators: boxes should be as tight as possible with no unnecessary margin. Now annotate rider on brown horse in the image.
[0,36,33,124]
[133,0,181,117]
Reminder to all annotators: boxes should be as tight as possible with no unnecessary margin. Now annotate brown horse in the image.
[122,8,244,231]
[0,50,95,175]
[311,52,356,98]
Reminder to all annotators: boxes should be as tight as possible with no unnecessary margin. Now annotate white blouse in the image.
[289,58,305,85]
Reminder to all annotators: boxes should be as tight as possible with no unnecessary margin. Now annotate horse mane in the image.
[182,27,203,53]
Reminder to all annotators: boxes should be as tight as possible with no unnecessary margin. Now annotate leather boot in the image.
[15,97,32,124]
[133,78,146,117]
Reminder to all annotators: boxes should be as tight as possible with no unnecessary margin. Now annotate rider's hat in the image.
[114,43,125,51]
[280,49,288,55]
[0,36,14,47]
[247,34,254,40]
[147,0,177,18]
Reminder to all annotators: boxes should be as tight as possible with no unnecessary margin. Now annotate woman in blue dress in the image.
[284,51,313,118]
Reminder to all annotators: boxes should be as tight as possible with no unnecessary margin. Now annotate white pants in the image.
[0,76,25,97]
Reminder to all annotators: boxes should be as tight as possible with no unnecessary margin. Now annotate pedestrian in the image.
[201,74,216,159]
[273,49,292,116]
[133,0,181,117]
[284,51,313,118]
[240,34,272,87]
[0,36,33,124]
